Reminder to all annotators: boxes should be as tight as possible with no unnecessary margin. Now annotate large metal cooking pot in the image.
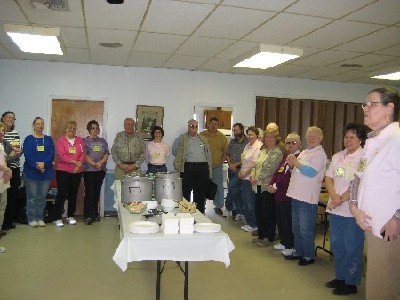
[154,177,182,203]
[121,175,153,203]
[155,171,180,179]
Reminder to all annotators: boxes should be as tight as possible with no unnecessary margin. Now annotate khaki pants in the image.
[365,231,400,300]
[0,192,7,226]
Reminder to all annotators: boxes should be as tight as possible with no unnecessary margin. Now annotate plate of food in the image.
[124,202,147,214]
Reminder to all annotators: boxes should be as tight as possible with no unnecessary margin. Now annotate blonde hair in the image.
[64,120,77,132]
[0,122,5,132]
[264,128,281,145]
[307,126,323,142]
[285,132,301,144]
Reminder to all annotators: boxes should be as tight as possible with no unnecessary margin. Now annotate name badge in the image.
[241,153,245,159]
[11,140,20,146]
[92,145,101,152]
[37,145,45,152]
[357,158,367,172]
[335,167,345,177]
[153,152,160,158]
[278,166,284,173]
[69,147,76,154]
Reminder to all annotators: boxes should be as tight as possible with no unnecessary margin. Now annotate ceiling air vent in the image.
[31,0,70,11]
[99,43,123,48]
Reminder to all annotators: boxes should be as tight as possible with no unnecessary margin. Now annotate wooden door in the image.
[51,99,105,216]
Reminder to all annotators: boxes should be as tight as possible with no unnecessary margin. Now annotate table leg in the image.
[156,260,161,300]
[184,262,189,300]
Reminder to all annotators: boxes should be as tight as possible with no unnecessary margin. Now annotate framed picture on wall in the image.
[136,105,164,140]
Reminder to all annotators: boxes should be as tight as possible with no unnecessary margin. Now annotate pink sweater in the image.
[55,135,85,173]
[286,145,327,204]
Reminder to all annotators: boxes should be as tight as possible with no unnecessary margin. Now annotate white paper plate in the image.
[194,223,221,233]
[129,221,160,234]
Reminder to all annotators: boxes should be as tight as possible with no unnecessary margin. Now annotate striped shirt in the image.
[4,130,21,168]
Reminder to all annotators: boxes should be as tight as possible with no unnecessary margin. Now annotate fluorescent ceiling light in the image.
[4,24,63,55]
[233,44,303,69]
[371,72,400,81]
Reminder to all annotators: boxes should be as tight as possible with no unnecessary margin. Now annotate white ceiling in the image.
[0,0,399,86]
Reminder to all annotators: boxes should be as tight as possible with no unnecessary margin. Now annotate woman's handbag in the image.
[206,179,218,200]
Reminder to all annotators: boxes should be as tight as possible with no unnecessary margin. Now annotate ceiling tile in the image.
[215,41,258,59]
[292,20,385,49]
[133,32,187,54]
[195,6,275,39]
[164,55,209,70]
[85,0,148,30]
[244,13,332,44]
[331,53,396,68]
[128,52,170,67]
[176,36,234,57]
[375,44,400,57]
[90,48,131,66]
[285,0,376,19]
[17,0,84,27]
[61,27,87,49]
[198,58,233,73]
[344,0,400,25]
[87,28,137,50]
[293,50,363,67]
[51,48,90,65]
[142,0,215,35]
[261,64,315,77]
[294,67,347,80]
[333,26,400,52]
[222,0,297,11]
[0,1,27,23]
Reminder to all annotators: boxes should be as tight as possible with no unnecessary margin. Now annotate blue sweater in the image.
[23,135,55,181]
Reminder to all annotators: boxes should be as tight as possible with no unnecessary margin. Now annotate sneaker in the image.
[234,214,242,221]
[257,239,271,247]
[241,224,251,231]
[298,257,315,266]
[29,221,38,228]
[84,218,93,225]
[0,246,5,253]
[66,217,77,225]
[274,243,286,250]
[281,248,295,256]
[53,219,64,227]
[243,226,258,233]
[37,220,46,227]
[221,208,229,217]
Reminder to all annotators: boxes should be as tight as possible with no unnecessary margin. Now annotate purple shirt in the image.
[83,136,109,172]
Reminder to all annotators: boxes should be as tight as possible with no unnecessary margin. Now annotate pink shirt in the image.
[56,135,85,173]
[286,145,327,204]
[146,141,170,165]
[326,147,363,217]
[357,122,400,238]
[239,140,262,180]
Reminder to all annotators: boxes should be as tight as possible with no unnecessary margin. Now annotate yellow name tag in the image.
[37,145,44,152]
[335,167,345,177]
[92,145,101,152]
[11,139,20,146]
[69,147,76,154]
[241,153,245,159]
[357,158,367,172]
[278,166,284,173]
[153,152,160,158]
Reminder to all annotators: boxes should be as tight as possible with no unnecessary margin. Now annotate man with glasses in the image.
[225,123,247,219]
[111,118,145,180]
[173,119,212,213]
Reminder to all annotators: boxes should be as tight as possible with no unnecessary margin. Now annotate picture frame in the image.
[136,105,164,140]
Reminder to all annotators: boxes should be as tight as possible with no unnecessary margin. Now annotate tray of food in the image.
[123,202,147,214]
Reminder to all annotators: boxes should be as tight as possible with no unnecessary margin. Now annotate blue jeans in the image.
[330,214,364,285]
[242,180,256,227]
[24,175,51,223]
[225,169,243,213]
[146,164,167,174]
[212,165,224,209]
[291,199,317,259]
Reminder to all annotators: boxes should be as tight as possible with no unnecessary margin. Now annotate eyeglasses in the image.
[361,101,382,110]
[90,127,99,130]
[189,124,198,128]
[154,131,162,134]
[286,141,298,145]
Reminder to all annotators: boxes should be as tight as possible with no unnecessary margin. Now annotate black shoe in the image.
[0,230,7,237]
[2,224,15,231]
[93,216,101,222]
[84,218,93,225]
[214,208,223,215]
[284,254,302,260]
[325,279,345,289]
[332,284,357,295]
[298,258,315,266]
